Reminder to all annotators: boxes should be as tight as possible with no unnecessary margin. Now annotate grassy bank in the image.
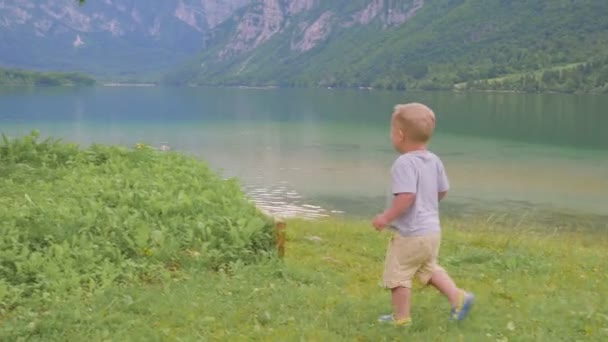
[2,219,607,341]
[0,132,275,340]
[1,134,607,340]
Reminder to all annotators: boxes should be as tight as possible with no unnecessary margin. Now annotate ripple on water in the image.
[245,186,329,219]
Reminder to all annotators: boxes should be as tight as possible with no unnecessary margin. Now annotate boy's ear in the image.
[397,128,405,141]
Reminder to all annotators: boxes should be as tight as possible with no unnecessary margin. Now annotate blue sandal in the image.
[450,291,475,321]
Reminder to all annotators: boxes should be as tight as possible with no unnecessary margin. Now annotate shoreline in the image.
[3,82,605,95]
[102,83,157,87]
[1,133,606,340]
[174,83,606,95]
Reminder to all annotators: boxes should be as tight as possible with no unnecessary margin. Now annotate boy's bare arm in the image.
[372,193,415,230]
[439,191,448,201]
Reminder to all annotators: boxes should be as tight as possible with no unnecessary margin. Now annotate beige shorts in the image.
[383,232,445,289]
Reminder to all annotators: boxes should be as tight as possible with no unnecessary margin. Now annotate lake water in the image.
[1,86,607,228]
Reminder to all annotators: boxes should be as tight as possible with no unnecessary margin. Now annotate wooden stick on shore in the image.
[275,219,286,258]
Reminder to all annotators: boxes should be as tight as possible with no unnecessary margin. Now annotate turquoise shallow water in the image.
[1,86,607,226]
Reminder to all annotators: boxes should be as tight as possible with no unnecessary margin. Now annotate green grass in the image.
[0,132,275,340]
[3,219,607,341]
[1,133,607,340]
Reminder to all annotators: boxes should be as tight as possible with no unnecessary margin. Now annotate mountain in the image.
[166,0,608,92]
[1,1,608,92]
[0,0,250,77]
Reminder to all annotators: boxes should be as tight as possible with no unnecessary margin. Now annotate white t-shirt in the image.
[389,150,449,237]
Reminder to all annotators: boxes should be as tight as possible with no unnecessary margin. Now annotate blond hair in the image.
[392,103,436,142]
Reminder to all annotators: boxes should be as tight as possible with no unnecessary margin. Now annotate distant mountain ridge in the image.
[0,0,250,76]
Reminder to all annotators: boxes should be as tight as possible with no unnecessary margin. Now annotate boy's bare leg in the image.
[428,270,462,307]
[392,286,411,320]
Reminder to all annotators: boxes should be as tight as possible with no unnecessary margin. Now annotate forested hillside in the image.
[0,68,95,86]
[166,0,608,93]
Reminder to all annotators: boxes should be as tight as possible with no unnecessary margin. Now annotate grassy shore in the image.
[3,219,607,341]
[1,133,606,341]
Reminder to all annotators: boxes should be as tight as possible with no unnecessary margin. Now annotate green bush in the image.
[0,132,275,311]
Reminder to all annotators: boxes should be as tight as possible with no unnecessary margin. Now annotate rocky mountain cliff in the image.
[0,0,250,75]
[216,0,424,58]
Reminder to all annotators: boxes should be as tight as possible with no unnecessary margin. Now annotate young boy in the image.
[372,103,474,326]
